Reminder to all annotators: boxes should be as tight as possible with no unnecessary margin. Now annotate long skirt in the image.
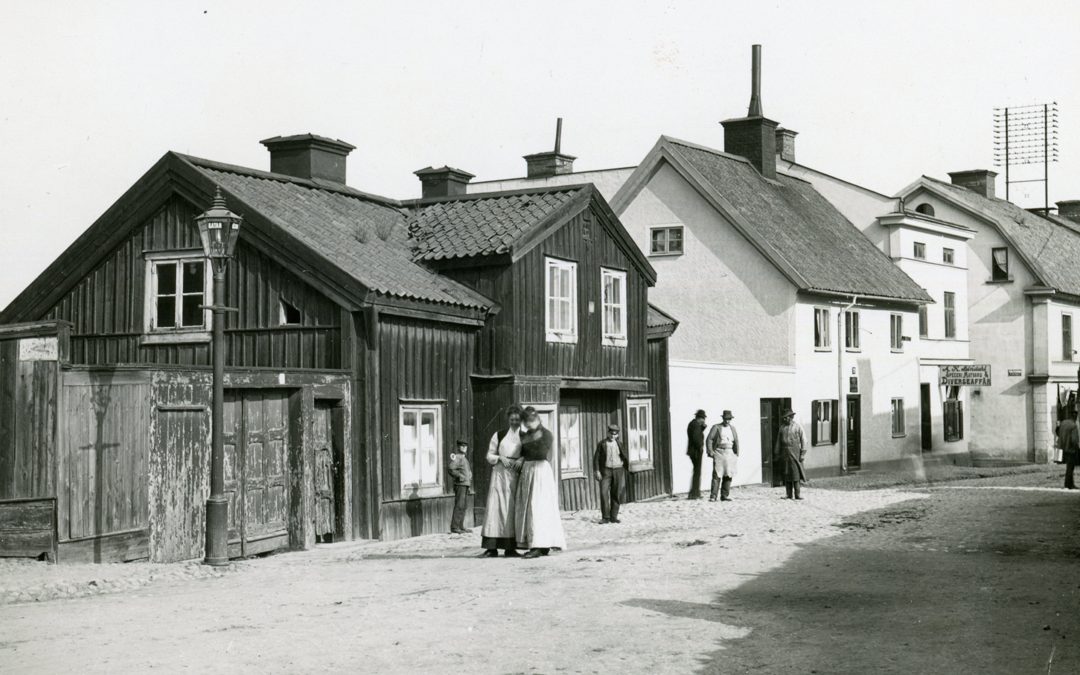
[481,462,518,546]
[514,460,567,550]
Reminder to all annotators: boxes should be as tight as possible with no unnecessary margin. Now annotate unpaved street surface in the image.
[1,466,1077,674]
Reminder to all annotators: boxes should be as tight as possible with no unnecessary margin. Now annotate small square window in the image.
[146,254,209,334]
[649,226,684,256]
[991,247,1009,281]
[913,242,926,259]
[943,248,955,265]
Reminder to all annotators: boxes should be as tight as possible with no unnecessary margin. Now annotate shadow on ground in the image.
[628,488,1080,674]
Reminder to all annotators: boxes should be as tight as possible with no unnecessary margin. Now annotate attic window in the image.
[915,203,935,217]
[279,299,302,325]
[991,247,1010,281]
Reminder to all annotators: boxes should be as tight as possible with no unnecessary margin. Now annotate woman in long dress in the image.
[480,406,523,557]
[514,406,567,558]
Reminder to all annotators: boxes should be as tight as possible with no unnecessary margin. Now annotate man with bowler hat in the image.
[706,410,739,501]
[774,409,807,499]
[593,423,629,523]
[687,410,707,499]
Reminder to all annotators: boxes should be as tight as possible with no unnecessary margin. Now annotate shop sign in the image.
[940,364,991,387]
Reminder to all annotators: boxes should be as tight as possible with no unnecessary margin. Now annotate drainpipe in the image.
[838,296,858,473]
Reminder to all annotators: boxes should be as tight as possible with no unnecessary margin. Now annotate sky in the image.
[2,0,1078,308]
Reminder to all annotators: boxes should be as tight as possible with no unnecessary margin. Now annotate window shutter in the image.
[811,401,820,445]
[831,400,839,443]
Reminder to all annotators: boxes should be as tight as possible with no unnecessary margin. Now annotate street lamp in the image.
[195,187,242,566]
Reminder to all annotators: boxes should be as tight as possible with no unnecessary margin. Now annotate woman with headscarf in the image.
[479,405,524,557]
[514,406,567,558]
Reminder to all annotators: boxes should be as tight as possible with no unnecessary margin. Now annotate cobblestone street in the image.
[1,465,1077,674]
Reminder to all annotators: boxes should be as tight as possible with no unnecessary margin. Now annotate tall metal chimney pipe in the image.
[748,44,763,117]
[555,117,563,153]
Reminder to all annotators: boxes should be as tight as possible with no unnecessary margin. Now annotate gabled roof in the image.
[611,137,930,304]
[646,303,679,339]
[405,186,588,261]
[902,176,1080,299]
[183,155,493,310]
[403,184,658,284]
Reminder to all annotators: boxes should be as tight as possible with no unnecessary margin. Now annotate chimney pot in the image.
[414,166,475,199]
[260,134,355,184]
[1056,200,1080,223]
[721,45,778,179]
[775,127,798,163]
[524,118,576,178]
[947,169,998,200]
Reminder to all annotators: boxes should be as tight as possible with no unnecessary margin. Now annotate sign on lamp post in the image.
[195,187,242,566]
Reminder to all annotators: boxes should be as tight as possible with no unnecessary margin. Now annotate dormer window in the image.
[915,203,935,217]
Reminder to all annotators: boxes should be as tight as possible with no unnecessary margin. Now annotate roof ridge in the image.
[401,183,589,208]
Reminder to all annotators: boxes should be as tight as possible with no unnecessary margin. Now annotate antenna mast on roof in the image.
[554,117,563,154]
[993,102,1059,211]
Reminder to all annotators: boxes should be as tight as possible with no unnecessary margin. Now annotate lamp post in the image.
[195,187,242,566]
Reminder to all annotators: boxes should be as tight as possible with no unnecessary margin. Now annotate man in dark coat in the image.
[593,423,629,523]
[773,409,807,499]
[1058,409,1078,490]
[686,410,707,499]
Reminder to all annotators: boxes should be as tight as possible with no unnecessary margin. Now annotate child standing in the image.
[448,440,473,533]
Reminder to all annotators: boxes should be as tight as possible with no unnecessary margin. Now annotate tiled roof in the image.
[406,187,587,261]
[182,156,494,309]
[647,304,678,331]
[925,177,1080,297]
[666,140,931,303]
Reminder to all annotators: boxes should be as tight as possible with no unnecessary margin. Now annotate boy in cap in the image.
[593,423,629,523]
[448,440,473,533]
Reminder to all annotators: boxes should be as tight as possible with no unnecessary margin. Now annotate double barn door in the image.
[223,390,290,557]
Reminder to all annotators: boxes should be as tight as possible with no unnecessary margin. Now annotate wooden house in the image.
[0,134,676,562]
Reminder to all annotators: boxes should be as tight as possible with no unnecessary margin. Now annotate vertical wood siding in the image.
[44,195,342,369]
[0,340,57,500]
[558,389,618,511]
[377,316,476,536]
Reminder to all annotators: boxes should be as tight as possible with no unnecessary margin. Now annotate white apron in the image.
[515,460,567,550]
[482,429,521,538]
[712,424,738,478]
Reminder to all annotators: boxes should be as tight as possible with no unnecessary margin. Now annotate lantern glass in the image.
[195,189,242,261]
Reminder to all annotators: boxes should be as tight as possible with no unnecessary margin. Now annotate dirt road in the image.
[1,467,1077,674]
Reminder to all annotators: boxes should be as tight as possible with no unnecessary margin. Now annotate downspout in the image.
[838,295,858,473]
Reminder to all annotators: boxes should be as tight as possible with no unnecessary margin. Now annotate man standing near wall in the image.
[706,411,739,502]
[774,409,807,500]
[687,410,707,499]
[594,424,629,523]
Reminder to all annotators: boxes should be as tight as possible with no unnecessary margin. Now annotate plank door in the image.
[920,384,932,452]
[223,391,244,551]
[313,401,335,542]
[846,395,861,468]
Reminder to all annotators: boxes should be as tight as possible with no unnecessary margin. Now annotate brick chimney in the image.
[722,45,779,180]
[524,118,576,178]
[414,166,475,199]
[1056,200,1080,223]
[260,134,355,184]
[776,127,798,163]
[947,170,998,199]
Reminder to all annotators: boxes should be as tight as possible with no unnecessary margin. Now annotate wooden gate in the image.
[224,390,290,557]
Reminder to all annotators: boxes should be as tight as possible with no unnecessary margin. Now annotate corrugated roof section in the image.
[190,160,493,309]
[925,177,1080,298]
[406,187,585,261]
[667,140,931,303]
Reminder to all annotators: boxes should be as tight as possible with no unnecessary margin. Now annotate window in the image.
[649,226,684,256]
[399,404,442,496]
[913,242,926,259]
[279,299,301,325]
[811,399,838,445]
[944,388,963,442]
[845,310,860,350]
[890,314,903,351]
[600,268,628,346]
[814,307,831,349]
[915,203,935,217]
[943,292,956,339]
[146,254,209,333]
[918,305,928,338]
[545,257,577,343]
[891,398,906,437]
[558,405,583,477]
[1064,314,1074,361]
[991,247,1010,281]
[943,248,955,265]
[626,399,653,470]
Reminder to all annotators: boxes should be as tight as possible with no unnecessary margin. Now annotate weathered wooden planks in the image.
[0,498,57,560]
[58,528,148,563]
[378,494,470,540]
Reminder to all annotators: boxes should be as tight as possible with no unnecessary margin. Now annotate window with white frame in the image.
[399,404,442,495]
[913,242,926,260]
[891,398,906,437]
[890,314,904,351]
[601,268,628,346]
[944,292,956,339]
[943,248,955,265]
[545,257,577,343]
[845,310,860,350]
[811,399,837,445]
[558,405,583,477]
[649,226,684,256]
[814,307,831,349]
[146,253,209,332]
[626,399,653,469]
